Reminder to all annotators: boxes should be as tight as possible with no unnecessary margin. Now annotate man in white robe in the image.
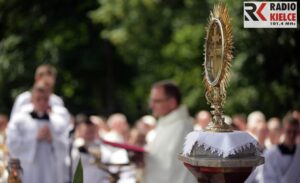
[71,115,110,183]
[72,114,134,183]
[143,80,197,183]
[263,115,300,183]
[10,64,64,118]
[6,82,70,183]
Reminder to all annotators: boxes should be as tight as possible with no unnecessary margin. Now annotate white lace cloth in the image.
[183,130,260,158]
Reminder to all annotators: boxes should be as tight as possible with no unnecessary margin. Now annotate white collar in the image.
[158,105,189,125]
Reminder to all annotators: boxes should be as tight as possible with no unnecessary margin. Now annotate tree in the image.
[90,0,300,118]
[0,0,135,118]
[1,0,299,121]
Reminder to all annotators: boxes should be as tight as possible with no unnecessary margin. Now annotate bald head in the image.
[267,117,282,146]
[195,110,211,129]
[268,118,281,132]
[107,113,129,134]
[247,111,266,133]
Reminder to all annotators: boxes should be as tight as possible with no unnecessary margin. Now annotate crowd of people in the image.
[194,110,300,183]
[0,64,299,183]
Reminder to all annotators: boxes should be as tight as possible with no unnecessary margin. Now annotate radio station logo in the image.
[244,1,297,28]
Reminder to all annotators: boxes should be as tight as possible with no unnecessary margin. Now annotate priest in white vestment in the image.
[263,115,300,183]
[10,64,64,118]
[144,80,197,183]
[6,82,70,183]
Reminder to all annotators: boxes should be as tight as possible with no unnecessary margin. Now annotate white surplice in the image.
[6,106,70,183]
[143,105,197,183]
[263,145,300,183]
[10,91,64,118]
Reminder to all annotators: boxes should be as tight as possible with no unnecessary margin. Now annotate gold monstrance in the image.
[179,4,264,183]
[203,4,233,132]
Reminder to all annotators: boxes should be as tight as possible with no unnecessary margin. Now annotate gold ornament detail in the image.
[203,4,233,132]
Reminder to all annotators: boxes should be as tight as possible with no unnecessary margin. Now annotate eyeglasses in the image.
[149,97,170,104]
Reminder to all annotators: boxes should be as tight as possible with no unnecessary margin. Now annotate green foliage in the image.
[0,0,134,117]
[0,0,299,120]
[90,0,300,118]
[89,0,212,117]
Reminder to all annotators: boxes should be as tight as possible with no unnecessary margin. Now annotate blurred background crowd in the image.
[0,0,299,123]
[0,0,299,182]
[0,64,299,183]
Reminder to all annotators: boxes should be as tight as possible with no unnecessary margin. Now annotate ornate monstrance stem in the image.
[203,4,233,132]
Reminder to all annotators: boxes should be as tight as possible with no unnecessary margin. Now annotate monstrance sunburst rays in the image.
[203,4,234,132]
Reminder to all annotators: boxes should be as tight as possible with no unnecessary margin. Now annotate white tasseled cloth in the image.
[183,130,260,158]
